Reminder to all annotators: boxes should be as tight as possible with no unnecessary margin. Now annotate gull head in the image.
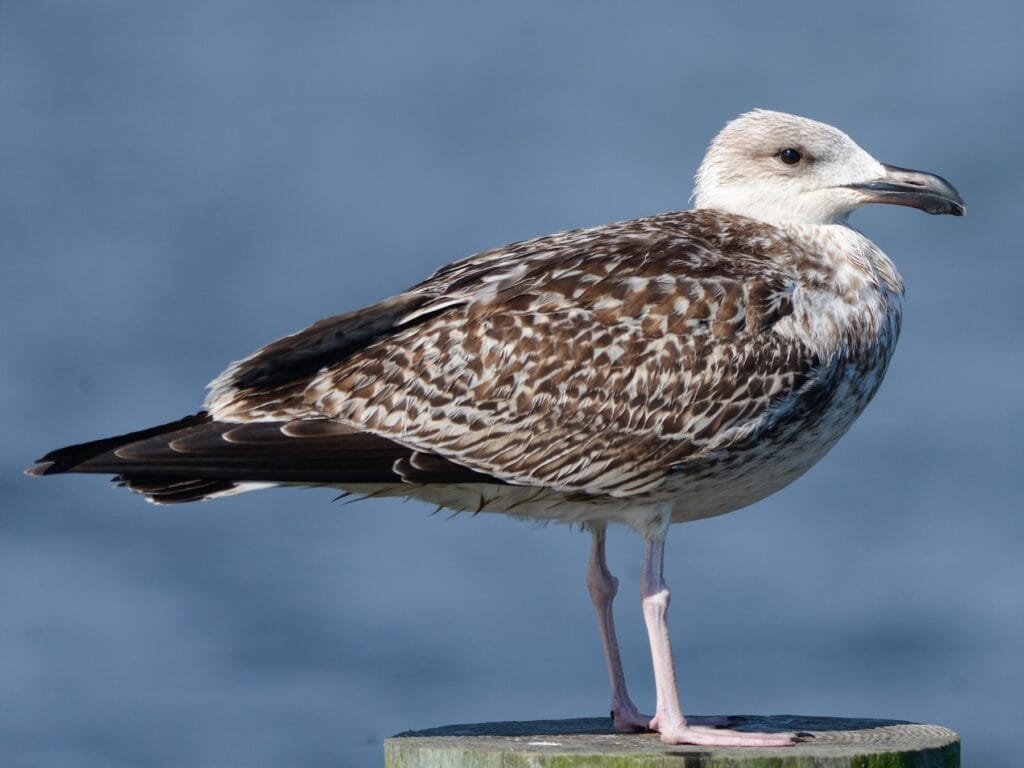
[693,109,965,226]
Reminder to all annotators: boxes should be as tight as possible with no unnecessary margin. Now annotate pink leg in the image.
[640,534,797,747]
[587,525,732,732]
[587,524,649,732]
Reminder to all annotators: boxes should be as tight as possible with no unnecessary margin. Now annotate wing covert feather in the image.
[205,210,824,495]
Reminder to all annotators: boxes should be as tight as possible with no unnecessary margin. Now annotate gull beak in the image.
[846,163,966,216]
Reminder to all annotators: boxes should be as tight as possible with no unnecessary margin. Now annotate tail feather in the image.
[113,476,246,504]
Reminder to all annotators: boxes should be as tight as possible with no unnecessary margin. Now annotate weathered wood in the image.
[385,715,959,767]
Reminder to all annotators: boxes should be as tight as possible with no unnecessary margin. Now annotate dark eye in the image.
[778,148,802,165]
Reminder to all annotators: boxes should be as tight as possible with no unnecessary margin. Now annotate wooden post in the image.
[385,715,959,767]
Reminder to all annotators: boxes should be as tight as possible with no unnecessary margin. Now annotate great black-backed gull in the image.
[28,110,964,747]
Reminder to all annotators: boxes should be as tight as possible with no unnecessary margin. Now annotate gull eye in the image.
[778,148,802,165]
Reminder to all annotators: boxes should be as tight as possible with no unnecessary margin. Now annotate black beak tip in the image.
[934,197,965,217]
[931,183,966,216]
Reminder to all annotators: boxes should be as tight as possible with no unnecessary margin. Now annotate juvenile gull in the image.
[28,110,964,747]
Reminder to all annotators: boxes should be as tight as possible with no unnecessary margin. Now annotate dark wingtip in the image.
[25,461,55,477]
[25,411,212,478]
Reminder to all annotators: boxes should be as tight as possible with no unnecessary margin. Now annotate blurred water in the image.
[2,2,1022,766]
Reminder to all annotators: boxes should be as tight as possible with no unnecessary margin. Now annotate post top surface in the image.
[386,716,960,766]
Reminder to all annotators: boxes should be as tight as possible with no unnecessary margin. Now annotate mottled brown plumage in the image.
[206,211,815,496]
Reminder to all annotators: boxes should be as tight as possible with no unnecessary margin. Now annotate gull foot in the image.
[657,723,798,747]
[610,705,653,733]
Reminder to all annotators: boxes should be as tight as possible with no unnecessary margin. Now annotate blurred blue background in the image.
[2,2,1021,766]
